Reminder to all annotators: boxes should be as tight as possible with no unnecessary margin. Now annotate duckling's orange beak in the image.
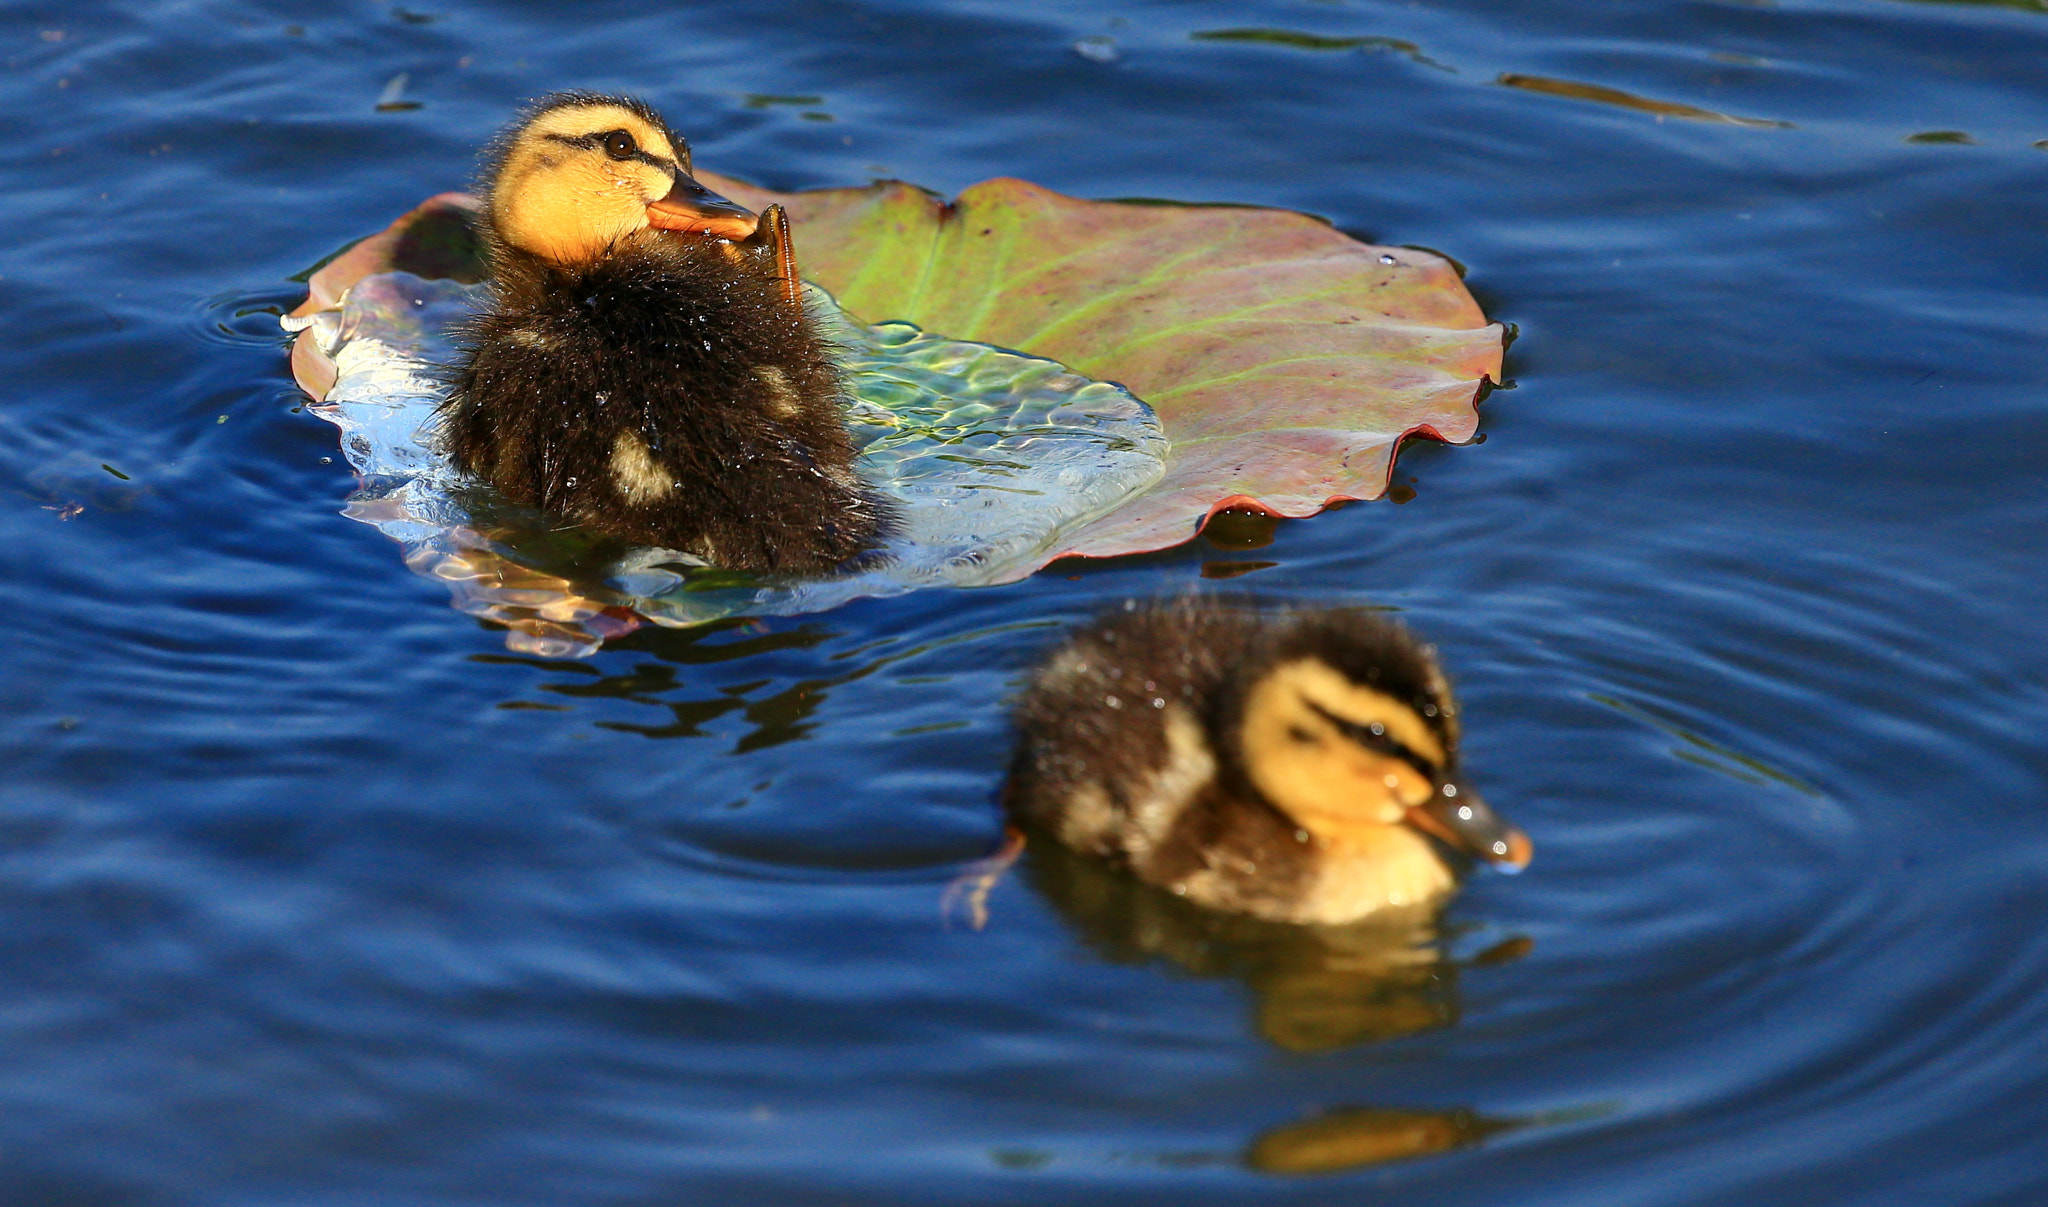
[1406,784,1532,871]
[646,174,759,240]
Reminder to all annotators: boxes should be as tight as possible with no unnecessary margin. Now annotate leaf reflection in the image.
[1497,73,1793,129]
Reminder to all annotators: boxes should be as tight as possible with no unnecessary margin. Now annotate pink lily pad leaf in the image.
[284,192,483,401]
[284,177,1500,652]
[287,177,1503,561]
[698,172,1504,558]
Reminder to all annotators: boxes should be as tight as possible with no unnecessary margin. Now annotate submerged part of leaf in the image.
[696,173,1505,558]
[295,272,1165,655]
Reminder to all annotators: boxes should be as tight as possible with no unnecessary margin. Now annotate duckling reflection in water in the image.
[441,92,888,573]
[1021,826,1532,1052]
[1004,596,1531,927]
[1023,811,1544,1171]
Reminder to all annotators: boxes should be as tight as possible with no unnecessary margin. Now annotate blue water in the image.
[4,1,2046,1203]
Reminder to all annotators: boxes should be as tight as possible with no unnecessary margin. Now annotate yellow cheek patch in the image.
[493,108,681,263]
[1238,659,1448,844]
[493,178,631,262]
[1266,659,1446,768]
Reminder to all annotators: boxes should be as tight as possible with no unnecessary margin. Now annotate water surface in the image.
[2,1,2045,1203]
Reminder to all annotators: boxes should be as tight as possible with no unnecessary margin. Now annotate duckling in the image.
[440,91,887,573]
[1004,597,1531,926]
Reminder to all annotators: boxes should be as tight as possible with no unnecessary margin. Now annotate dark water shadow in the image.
[473,617,843,749]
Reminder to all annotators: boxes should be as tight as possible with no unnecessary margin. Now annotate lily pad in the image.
[695,172,1503,558]
[285,177,1500,651]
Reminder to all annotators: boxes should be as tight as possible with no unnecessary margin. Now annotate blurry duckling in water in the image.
[440,91,887,573]
[1004,597,1531,926]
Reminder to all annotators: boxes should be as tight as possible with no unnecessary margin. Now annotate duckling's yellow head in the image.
[1235,616,1530,870]
[485,92,759,265]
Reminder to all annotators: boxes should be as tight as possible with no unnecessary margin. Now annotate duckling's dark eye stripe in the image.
[1303,699,1440,780]
[540,132,677,171]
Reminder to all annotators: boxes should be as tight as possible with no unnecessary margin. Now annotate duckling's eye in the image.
[1303,699,1440,780]
[603,130,637,160]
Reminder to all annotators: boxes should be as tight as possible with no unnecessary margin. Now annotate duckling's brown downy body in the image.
[1005,597,1530,926]
[441,92,886,573]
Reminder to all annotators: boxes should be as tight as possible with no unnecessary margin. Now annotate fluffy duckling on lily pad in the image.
[440,91,889,574]
[1004,597,1531,926]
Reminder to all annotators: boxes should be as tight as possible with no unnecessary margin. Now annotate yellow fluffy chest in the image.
[1291,826,1457,926]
